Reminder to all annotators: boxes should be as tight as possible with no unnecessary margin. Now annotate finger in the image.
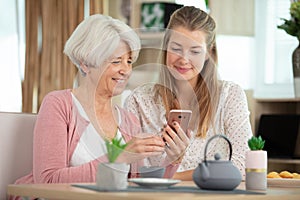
[135,132,163,139]
[143,145,165,152]
[162,132,182,155]
[133,136,165,147]
[171,121,190,144]
[162,129,176,147]
[164,125,185,149]
[120,151,163,163]
[125,141,165,153]
[141,136,164,146]
[164,124,178,140]
[144,136,165,146]
[164,147,181,163]
[186,129,192,139]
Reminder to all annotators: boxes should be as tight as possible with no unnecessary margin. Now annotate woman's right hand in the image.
[117,134,165,164]
[162,121,191,164]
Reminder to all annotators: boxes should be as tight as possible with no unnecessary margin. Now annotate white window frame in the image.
[254,0,298,99]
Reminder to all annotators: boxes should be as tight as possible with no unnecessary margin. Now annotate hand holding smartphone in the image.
[167,109,192,132]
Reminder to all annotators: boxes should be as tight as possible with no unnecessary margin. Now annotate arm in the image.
[33,92,106,183]
[222,83,253,179]
[173,169,194,181]
[123,90,141,120]
[124,88,190,178]
[124,87,183,178]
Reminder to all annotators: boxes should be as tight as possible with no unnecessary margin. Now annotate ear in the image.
[80,63,90,74]
[205,53,209,61]
[205,45,214,61]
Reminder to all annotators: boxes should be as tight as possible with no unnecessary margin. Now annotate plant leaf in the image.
[248,135,265,150]
[105,136,127,163]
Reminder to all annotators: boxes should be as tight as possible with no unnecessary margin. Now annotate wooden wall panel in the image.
[23,0,40,113]
[22,0,85,113]
[90,0,108,15]
[209,0,255,36]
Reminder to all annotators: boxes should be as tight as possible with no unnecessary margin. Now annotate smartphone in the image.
[167,109,192,132]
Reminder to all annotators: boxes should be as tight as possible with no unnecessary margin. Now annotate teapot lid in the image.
[204,134,232,162]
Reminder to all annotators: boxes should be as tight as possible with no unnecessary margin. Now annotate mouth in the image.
[174,66,191,74]
[112,77,127,84]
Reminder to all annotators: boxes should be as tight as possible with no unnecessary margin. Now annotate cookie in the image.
[267,171,281,178]
[293,173,300,179]
[279,171,293,178]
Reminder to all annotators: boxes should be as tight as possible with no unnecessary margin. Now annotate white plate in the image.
[267,178,300,187]
[128,178,181,188]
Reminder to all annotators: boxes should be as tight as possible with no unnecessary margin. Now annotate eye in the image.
[127,60,133,64]
[191,50,201,55]
[171,47,182,52]
[111,60,121,64]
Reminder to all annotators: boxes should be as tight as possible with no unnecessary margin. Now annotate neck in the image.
[174,80,197,108]
[72,86,118,139]
[73,85,112,110]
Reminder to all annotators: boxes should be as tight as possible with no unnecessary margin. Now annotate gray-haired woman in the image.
[13,14,173,188]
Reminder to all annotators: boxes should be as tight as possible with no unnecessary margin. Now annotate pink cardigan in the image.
[14,89,178,184]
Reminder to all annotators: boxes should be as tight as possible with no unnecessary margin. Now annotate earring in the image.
[80,64,90,74]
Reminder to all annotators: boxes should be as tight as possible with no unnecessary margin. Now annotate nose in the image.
[178,51,189,65]
[119,60,132,75]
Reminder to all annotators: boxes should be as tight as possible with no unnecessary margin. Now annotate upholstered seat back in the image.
[0,112,36,200]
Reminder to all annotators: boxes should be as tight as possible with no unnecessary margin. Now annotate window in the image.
[215,0,297,97]
[254,0,298,98]
[0,0,25,111]
[217,35,255,90]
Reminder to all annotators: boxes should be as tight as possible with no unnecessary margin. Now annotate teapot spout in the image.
[193,162,210,185]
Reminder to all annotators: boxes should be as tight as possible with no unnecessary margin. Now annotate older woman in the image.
[13,14,170,186]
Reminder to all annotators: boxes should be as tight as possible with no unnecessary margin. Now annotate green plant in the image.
[105,136,127,163]
[277,1,300,40]
[248,136,265,151]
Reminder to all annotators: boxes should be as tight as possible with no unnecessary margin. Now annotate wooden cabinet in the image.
[209,0,255,36]
[253,98,300,133]
[253,98,300,172]
[129,0,175,48]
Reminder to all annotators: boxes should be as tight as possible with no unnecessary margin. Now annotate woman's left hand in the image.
[162,121,191,164]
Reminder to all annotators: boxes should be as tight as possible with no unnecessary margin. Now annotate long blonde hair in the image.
[154,6,220,138]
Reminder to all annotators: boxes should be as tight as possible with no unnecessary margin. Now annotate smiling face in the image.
[93,41,133,97]
[166,26,208,86]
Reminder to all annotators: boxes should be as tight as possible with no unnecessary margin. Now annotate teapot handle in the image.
[203,134,232,162]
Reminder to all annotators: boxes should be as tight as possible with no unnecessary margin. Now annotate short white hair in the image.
[64,14,141,75]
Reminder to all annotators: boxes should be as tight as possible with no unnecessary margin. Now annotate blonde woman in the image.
[124,6,253,180]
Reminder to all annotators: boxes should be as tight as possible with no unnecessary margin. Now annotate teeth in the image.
[113,78,125,83]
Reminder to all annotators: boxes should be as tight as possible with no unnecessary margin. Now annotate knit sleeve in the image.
[33,91,106,183]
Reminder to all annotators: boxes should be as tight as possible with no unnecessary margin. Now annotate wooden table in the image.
[7,181,300,200]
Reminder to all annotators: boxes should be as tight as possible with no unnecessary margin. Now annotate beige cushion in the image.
[0,112,36,200]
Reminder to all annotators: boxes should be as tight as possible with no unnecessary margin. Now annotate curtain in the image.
[90,0,107,15]
[22,0,84,113]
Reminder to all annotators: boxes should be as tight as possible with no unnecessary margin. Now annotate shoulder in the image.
[130,83,156,98]
[220,81,245,98]
[40,89,73,112]
[124,83,157,107]
[43,89,72,103]
[219,81,248,109]
[116,106,141,132]
[221,81,243,92]
[117,106,137,120]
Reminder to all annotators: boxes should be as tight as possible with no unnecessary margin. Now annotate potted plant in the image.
[278,1,300,97]
[277,1,300,41]
[96,136,129,190]
[245,136,267,191]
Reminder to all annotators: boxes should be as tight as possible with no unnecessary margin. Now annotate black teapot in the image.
[192,134,242,190]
